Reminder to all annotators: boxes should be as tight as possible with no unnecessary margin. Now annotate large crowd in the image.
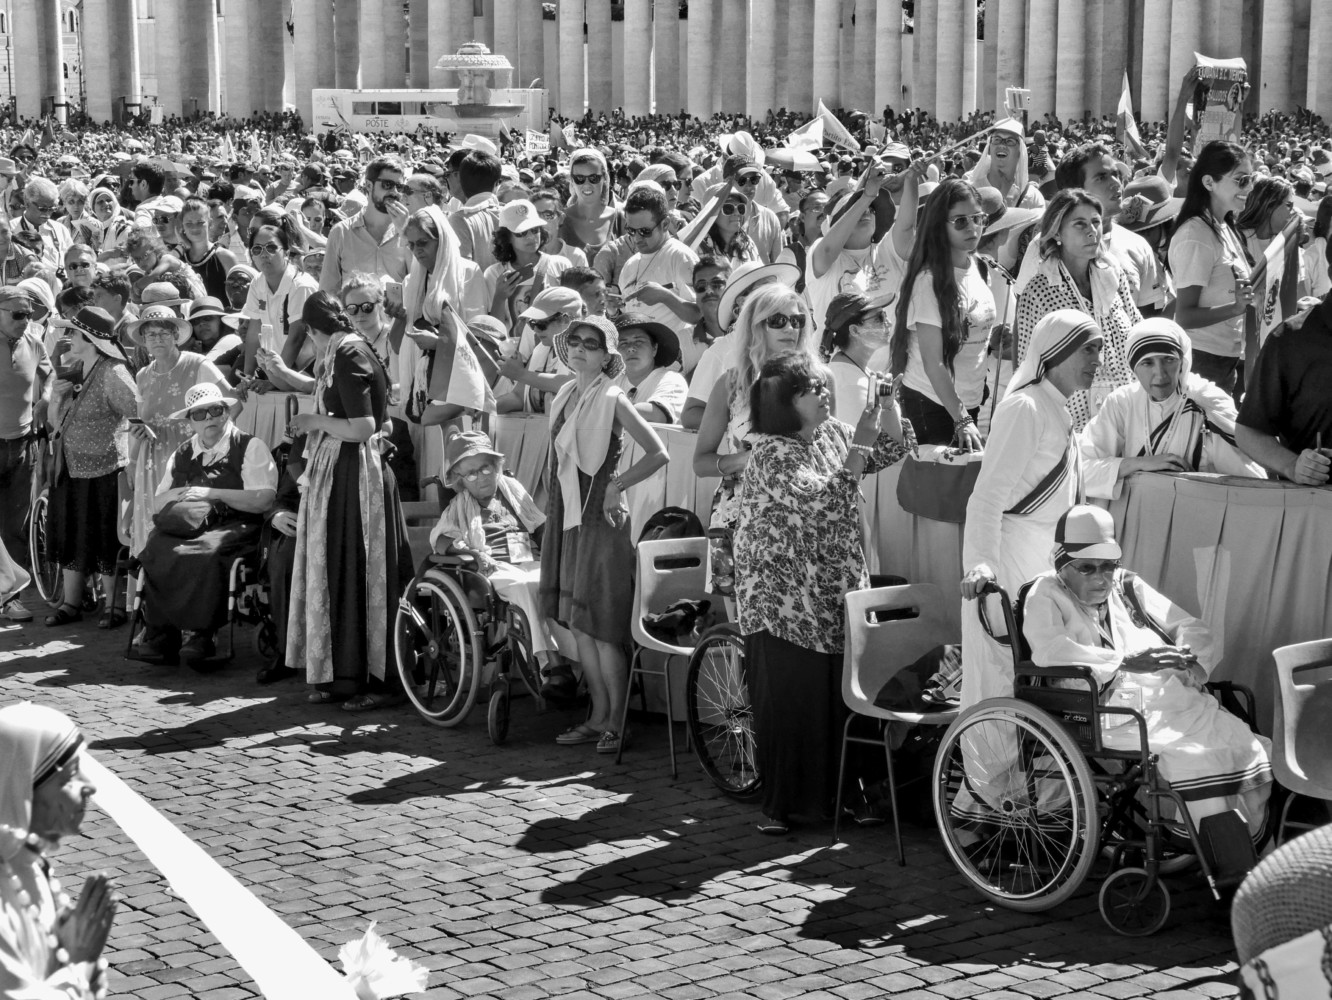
[2,77,1332,994]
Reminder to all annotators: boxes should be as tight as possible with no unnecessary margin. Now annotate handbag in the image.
[895,448,983,524]
[152,499,219,539]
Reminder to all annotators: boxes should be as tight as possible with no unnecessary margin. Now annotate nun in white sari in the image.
[1081,318,1267,498]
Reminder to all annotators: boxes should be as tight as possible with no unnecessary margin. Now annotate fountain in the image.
[429,42,527,141]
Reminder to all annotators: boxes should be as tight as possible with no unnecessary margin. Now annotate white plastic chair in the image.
[616,537,711,777]
[835,584,959,865]
[1272,639,1332,844]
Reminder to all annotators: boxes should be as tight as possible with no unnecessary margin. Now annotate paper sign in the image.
[1190,53,1248,155]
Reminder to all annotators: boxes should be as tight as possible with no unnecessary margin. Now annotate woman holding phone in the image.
[484,199,571,344]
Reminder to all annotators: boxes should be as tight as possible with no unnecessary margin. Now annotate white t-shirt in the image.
[1167,216,1249,358]
[902,261,996,410]
[804,235,908,339]
[241,266,318,354]
[619,238,699,341]
[1104,224,1166,310]
[686,335,739,406]
[828,354,882,424]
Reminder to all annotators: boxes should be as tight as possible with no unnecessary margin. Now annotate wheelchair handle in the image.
[977,582,1023,671]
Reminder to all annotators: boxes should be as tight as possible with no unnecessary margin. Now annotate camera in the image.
[871,372,897,399]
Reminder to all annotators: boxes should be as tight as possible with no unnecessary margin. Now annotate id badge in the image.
[506,532,534,563]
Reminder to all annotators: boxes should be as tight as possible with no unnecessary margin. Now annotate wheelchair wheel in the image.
[933,698,1099,912]
[488,684,511,745]
[504,607,543,703]
[394,572,483,727]
[251,618,279,662]
[27,493,61,605]
[1099,866,1171,936]
[685,623,761,802]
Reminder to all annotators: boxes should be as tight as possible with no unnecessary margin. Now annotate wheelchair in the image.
[393,550,545,743]
[25,435,62,605]
[932,582,1267,936]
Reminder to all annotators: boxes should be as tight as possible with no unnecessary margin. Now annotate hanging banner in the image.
[525,128,550,156]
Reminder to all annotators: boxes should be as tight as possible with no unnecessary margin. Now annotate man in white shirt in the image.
[690,132,789,223]
[320,155,412,295]
[14,177,69,269]
[617,186,699,350]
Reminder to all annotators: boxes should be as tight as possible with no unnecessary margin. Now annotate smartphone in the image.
[383,280,403,310]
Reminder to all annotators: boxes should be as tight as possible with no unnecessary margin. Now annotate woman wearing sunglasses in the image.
[693,284,819,530]
[238,220,316,379]
[966,118,1044,210]
[1013,189,1141,430]
[560,148,622,266]
[1167,140,1256,396]
[697,189,761,267]
[890,179,997,449]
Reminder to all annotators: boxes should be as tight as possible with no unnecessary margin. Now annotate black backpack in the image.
[637,505,704,545]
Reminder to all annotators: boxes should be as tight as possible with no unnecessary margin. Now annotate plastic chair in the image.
[1272,639,1332,844]
[616,537,711,777]
[835,584,959,865]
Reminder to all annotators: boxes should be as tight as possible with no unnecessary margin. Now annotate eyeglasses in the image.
[571,172,603,185]
[721,203,748,217]
[188,404,227,420]
[345,301,378,315]
[802,380,830,396]
[949,212,988,231]
[626,222,660,240]
[250,242,283,257]
[693,278,728,294]
[529,313,566,332]
[1069,559,1121,577]
[989,134,1021,148]
[564,334,606,352]
[763,313,808,330]
[457,464,497,481]
[1229,173,1254,190]
[536,209,560,221]
[141,329,178,341]
[375,178,403,192]
[66,261,92,271]
[736,174,761,186]
[29,202,55,213]
[1,309,32,322]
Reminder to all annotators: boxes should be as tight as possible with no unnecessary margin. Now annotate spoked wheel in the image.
[27,493,61,605]
[504,607,543,705]
[933,699,1100,912]
[1099,866,1171,936]
[252,618,279,662]
[1096,780,1198,878]
[685,624,760,801]
[393,571,483,727]
[488,683,511,745]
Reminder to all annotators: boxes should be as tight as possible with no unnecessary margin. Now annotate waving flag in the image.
[1117,72,1142,148]
[427,312,496,413]
[785,118,824,151]
[818,100,860,151]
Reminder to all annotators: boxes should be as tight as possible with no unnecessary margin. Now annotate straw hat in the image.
[168,382,239,420]
[554,315,625,378]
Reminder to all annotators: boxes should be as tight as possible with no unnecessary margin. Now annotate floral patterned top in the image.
[136,352,228,460]
[734,419,907,654]
[60,358,138,479]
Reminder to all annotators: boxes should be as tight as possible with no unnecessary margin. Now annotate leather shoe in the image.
[180,630,218,671]
[256,660,299,685]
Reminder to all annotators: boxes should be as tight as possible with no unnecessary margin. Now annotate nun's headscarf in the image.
[0,702,84,861]
[1009,309,1103,394]
[967,118,1032,206]
[1125,317,1192,395]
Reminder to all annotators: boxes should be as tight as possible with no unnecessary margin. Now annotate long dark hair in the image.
[891,178,979,376]
[1235,176,1293,234]
[1172,140,1248,242]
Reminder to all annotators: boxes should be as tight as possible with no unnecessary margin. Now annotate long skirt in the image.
[48,469,121,575]
[139,519,262,632]
[746,629,845,822]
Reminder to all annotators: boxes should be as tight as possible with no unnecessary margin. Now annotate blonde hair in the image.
[730,284,816,406]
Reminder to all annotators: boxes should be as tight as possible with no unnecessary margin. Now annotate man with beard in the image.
[320,155,412,295]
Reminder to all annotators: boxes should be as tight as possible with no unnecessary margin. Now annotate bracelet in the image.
[715,454,725,477]
[848,443,873,457]
[954,414,976,430]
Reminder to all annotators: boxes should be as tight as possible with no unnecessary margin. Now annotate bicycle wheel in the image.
[27,492,61,605]
[685,624,760,801]
[394,571,483,727]
[933,698,1100,912]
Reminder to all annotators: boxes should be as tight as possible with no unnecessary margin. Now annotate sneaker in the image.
[595,730,622,754]
[1,597,32,622]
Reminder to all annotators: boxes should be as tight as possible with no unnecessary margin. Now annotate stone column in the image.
[995,0,1024,114]
[409,0,429,86]
[494,0,521,79]
[1138,0,1171,122]
[914,0,937,115]
[934,0,962,122]
[39,0,65,121]
[655,0,681,114]
[558,0,584,117]
[519,0,545,89]
[720,0,746,112]
[611,15,623,108]
[1260,0,1293,113]
[1054,0,1084,119]
[622,0,650,115]
[203,0,222,114]
[850,0,875,112]
[81,0,113,122]
[153,0,182,117]
[263,0,287,112]
[1024,0,1056,118]
[786,0,814,113]
[772,0,789,110]
[384,0,409,87]
[1209,0,1244,59]
[359,0,386,87]
[586,0,611,113]
[1310,0,1332,117]
[810,0,839,109]
[1168,0,1202,119]
[182,0,221,116]
[1098,0,1128,119]
[13,0,40,120]
[224,0,252,116]
[294,0,328,120]
[685,0,713,117]
[980,0,997,112]
[747,0,777,118]
[874,0,901,116]
[336,0,361,90]
[110,0,141,120]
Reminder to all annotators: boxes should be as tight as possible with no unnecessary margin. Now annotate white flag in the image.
[785,118,824,151]
[818,100,861,151]
[1117,72,1142,147]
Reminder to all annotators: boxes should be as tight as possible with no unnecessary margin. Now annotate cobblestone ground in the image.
[1,596,1243,1000]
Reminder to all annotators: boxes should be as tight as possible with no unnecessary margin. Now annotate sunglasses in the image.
[626,223,660,239]
[989,134,1022,148]
[693,278,728,294]
[188,404,227,420]
[1069,559,1121,577]
[736,174,761,186]
[721,203,748,217]
[564,334,606,352]
[66,261,92,271]
[763,313,808,330]
[345,301,378,315]
[1,309,32,322]
[457,464,497,481]
[571,172,604,185]
[656,179,682,191]
[250,242,284,257]
[802,380,830,396]
[529,313,567,332]
[375,178,403,192]
[949,213,988,231]
[536,209,560,221]
[1230,173,1255,190]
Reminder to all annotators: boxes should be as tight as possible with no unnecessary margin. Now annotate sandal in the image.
[555,723,601,745]
[307,690,341,704]
[596,730,623,754]
[341,692,406,712]
[98,609,127,630]
[44,604,83,627]
[756,816,791,835]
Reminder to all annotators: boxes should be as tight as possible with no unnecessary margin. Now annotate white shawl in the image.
[548,375,624,531]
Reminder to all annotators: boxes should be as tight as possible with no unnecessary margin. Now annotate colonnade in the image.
[10,1,1332,127]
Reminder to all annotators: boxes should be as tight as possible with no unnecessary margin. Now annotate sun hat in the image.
[65,306,128,363]
[975,185,1044,238]
[168,381,239,420]
[718,260,801,329]
[139,194,184,217]
[823,291,893,346]
[497,199,546,234]
[614,311,680,370]
[0,158,17,179]
[519,286,584,321]
[185,296,241,330]
[467,315,510,345]
[127,303,194,345]
[139,281,188,313]
[554,315,625,378]
[1117,175,1184,232]
[1052,504,1122,569]
[443,429,504,480]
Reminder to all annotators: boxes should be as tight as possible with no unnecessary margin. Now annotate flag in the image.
[1117,72,1142,148]
[868,122,888,144]
[39,117,54,148]
[427,312,496,413]
[548,119,566,150]
[1248,223,1302,350]
[563,123,577,146]
[818,100,860,151]
[220,131,236,162]
[248,132,263,164]
[677,180,735,253]
[785,118,824,151]
[18,127,34,147]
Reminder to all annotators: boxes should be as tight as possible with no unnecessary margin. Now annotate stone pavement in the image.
[1,597,1243,1000]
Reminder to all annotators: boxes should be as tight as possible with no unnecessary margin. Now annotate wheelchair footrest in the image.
[1197,810,1258,887]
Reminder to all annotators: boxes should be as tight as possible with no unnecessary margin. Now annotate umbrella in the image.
[764,148,822,172]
